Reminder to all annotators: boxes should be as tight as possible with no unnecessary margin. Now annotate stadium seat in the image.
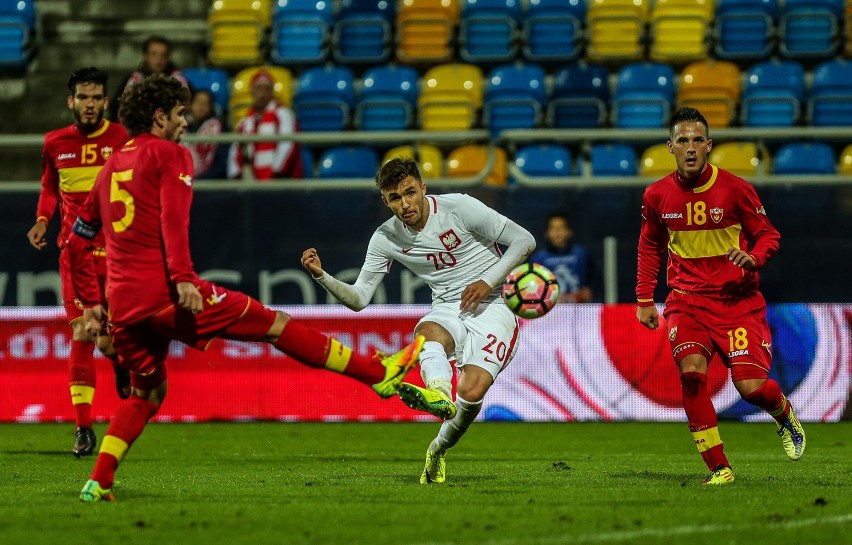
[0,0,35,69]
[207,0,271,67]
[355,64,419,131]
[611,62,676,129]
[292,65,355,131]
[270,0,333,65]
[396,0,459,64]
[382,144,444,178]
[521,0,586,62]
[840,143,852,174]
[332,0,395,64]
[649,0,714,63]
[773,142,836,174]
[639,143,677,177]
[483,63,546,136]
[714,0,777,60]
[182,67,231,118]
[446,145,508,186]
[740,60,805,127]
[547,62,610,128]
[778,0,843,59]
[228,66,293,128]
[677,59,741,128]
[318,146,379,178]
[514,144,572,180]
[586,0,648,62]
[807,58,852,126]
[846,0,852,57]
[458,0,522,63]
[301,146,315,178]
[590,142,637,176]
[709,142,762,177]
[418,63,484,130]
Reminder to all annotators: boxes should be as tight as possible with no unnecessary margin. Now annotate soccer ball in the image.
[502,263,559,319]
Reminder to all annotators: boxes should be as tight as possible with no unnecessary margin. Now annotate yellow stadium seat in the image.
[383,144,444,178]
[709,142,761,177]
[649,0,714,63]
[207,0,272,68]
[418,63,483,130]
[396,0,459,64]
[446,145,507,186]
[228,66,293,127]
[587,0,648,62]
[677,59,740,128]
[840,143,852,174]
[640,143,678,177]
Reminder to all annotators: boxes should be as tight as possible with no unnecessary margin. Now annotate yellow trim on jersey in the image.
[691,427,723,452]
[59,165,102,193]
[668,223,741,259]
[100,435,130,462]
[88,120,111,139]
[324,338,352,373]
[692,165,718,193]
[70,384,95,405]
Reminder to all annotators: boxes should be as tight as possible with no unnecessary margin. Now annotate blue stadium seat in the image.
[270,0,333,65]
[740,60,805,127]
[301,146,315,178]
[458,0,522,63]
[773,142,836,174]
[522,0,586,62]
[0,0,35,69]
[714,0,777,60]
[611,62,675,129]
[807,58,852,126]
[590,142,637,176]
[355,64,419,131]
[332,0,395,64]
[779,0,843,59]
[514,144,572,181]
[292,65,355,131]
[318,146,379,178]
[483,63,546,136]
[547,62,609,128]
[182,67,231,118]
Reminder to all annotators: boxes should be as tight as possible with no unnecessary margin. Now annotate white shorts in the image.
[417,300,521,380]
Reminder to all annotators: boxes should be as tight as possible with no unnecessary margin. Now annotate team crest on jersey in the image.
[710,207,724,223]
[669,326,677,341]
[101,146,113,160]
[439,229,461,251]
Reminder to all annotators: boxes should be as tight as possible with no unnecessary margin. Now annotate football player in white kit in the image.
[301,157,536,483]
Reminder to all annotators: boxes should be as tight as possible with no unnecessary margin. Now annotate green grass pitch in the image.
[1,422,850,545]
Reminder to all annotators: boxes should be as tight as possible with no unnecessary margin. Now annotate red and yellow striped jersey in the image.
[636,164,780,303]
[36,120,129,248]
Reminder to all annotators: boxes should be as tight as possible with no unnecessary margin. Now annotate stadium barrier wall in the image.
[2,304,848,423]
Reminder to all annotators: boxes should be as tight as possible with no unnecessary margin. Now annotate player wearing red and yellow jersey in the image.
[635,107,805,485]
[26,67,130,457]
[69,76,426,502]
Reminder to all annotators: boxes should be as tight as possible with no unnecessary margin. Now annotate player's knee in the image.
[264,311,290,342]
[70,320,94,342]
[96,335,114,357]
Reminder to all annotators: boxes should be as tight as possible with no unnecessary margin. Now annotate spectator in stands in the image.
[183,88,226,179]
[529,212,597,303]
[228,70,303,180]
[109,35,188,121]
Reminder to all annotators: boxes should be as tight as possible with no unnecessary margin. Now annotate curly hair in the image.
[119,74,189,136]
[375,157,422,192]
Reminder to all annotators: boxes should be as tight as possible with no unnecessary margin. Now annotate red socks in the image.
[681,371,730,470]
[91,395,159,489]
[742,379,790,423]
[69,339,96,428]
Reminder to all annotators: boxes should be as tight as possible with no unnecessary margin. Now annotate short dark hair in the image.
[67,66,109,95]
[546,212,570,229]
[119,74,190,136]
[142,35,171,54]
[376,157,422,192]
[668,107,709,138]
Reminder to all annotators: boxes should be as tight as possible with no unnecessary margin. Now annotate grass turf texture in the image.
[1,422,850,545]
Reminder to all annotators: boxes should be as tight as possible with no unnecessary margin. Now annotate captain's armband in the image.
[72,217,99,240]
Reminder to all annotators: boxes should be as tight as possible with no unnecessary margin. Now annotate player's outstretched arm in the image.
[301,247,324,279]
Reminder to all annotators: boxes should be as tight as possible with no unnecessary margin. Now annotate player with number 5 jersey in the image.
[301,157,536,484]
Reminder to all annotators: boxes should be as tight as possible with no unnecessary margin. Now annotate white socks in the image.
[430,395,483,454]
[419,340,453,398]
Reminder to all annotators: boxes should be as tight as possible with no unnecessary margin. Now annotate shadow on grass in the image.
[3,449,71,456]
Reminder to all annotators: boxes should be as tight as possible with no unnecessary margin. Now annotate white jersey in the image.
[363,194,508,304]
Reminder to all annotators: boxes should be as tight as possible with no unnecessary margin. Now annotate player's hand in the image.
[726,248,756,270]
[27,220,47,250]
[460,280,492,312]
[636,305,659,330]
[83,305,108,337]
[300,247,324,279]
[177,282,203,314]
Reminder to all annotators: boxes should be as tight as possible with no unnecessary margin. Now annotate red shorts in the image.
[111,280,277,377]
[663,290,773,381]
[59,247,107,323]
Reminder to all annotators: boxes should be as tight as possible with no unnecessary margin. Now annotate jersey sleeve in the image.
[361,229,394,274]
[456,194,508,241]
[635,187,667,305]
[158,145,198,285]
[738,182,780,268]
[35,139,59,222]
